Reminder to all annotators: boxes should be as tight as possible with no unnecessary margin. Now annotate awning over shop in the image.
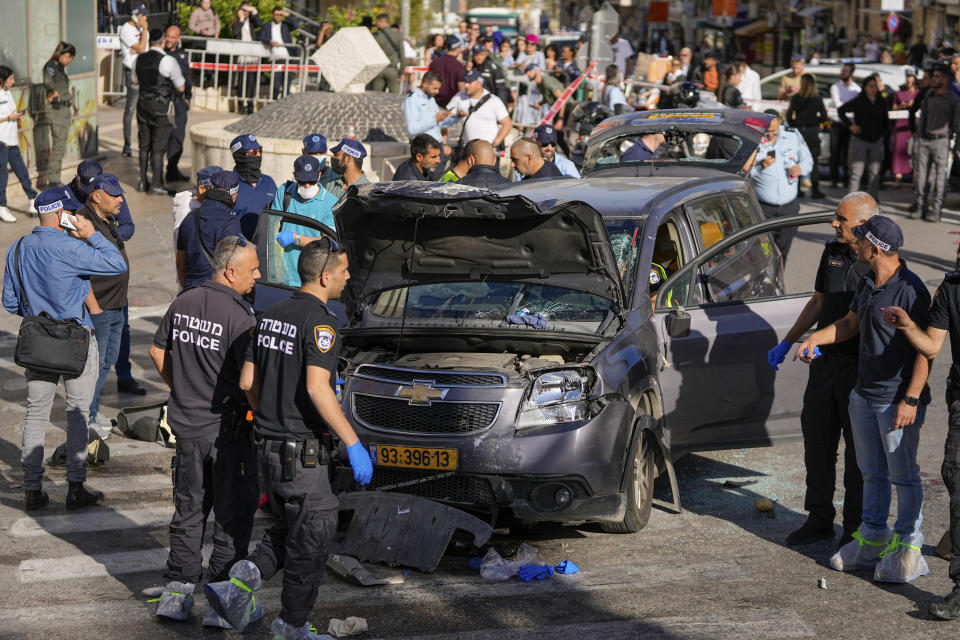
[734,19,769,36]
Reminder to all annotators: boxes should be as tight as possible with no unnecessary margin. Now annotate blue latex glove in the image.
[346,441,373,485]
[767,340,791,371]
[802,345,822,360]
[555,560,579,574]
[276,231,296,247]
[517,564,555,582]
[467,557,483,571]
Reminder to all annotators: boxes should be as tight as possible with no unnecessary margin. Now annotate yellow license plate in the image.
[372,445,458,470]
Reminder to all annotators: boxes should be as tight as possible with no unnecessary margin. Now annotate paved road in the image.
[0,106,958,638]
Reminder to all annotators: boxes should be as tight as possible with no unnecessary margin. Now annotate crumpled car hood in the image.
[334,181,624,306]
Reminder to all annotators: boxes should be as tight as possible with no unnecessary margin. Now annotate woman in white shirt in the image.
[0,66,37,222]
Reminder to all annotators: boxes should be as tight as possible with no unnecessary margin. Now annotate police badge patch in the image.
[314,325,336,353]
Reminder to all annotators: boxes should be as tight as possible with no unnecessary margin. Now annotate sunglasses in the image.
[226,236,248,268]
[319,235,340,277]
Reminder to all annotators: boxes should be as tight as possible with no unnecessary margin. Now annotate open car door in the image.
[651,210,836,456]
[253,207,344,322]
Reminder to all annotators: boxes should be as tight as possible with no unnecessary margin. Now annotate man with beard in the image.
[323,139,370,200]
[230,134,276,240]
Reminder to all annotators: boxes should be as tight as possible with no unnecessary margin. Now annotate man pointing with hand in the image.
[795,215,932,585]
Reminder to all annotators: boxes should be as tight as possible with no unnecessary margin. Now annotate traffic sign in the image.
[887,13,898,32]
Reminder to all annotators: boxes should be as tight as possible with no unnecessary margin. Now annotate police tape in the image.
[538,60,597,126]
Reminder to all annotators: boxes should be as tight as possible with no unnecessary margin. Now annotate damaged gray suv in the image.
[254,111,831,533]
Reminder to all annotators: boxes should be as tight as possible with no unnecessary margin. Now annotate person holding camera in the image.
[1,186,127,511]
[41,42,75,187]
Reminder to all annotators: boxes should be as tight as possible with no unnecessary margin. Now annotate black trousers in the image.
[166,96,188,172]
[250,442,338,627]
[830,123,851,185]
[798,126,822,194]
[759,199,799,263]
[164,426,259,583]
[137,99,173,187]
[944,383,960,586]
[800,353,863,533]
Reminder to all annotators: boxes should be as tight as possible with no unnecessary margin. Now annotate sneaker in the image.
[0,206,16,223]
[89,415,113,440]
[271,617,334,639]
[785,518,834,546]
[122,145,132,157]
[829,529,889,572]
[28,197,36,216]
[66,481,104,509]
[929,588,960,621]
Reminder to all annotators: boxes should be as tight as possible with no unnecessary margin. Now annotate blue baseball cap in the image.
[35,186,82,215]
[211,170,241,194]
[533,124,558,145]
[331,138,367,159]
[294,155,321,183]
[472,44,485,55]
[92,173,124,196]
[464,69,482,83]
[229,134,261,154]
[852,215,903,252]
[302,133,327,154]
[76,160,103,193]
[197,165,222,187]
[131,3,147,16]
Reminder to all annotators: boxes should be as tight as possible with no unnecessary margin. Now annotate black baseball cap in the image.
[852,215,903,252]
[444,35,461,50]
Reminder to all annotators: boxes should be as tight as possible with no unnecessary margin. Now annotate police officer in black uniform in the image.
[883,273,960,620]
[147,236,261,623]
[164,24,193,184]
[767,192,876,547]
[135,28,186,195]
[207,238,373,639]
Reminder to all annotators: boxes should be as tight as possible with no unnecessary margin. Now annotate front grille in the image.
[354,365,505,387]
[371,468,497,504]
[353,394,500,435]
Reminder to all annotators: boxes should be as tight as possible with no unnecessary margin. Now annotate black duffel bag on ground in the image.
[11,237,89,376]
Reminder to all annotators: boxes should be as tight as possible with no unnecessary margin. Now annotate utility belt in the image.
[921,133,950,141]
[50,97,72,110]
[256,435,331,481]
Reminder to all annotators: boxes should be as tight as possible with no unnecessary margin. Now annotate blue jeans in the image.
[848,390,925,543]
[89,309,124,419]
[114,305,132,381]
[0,142,38,206]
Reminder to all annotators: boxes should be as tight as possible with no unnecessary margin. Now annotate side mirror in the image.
[665,307,691,338]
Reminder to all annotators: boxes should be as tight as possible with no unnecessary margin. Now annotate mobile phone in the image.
[767,150,776,159]
[60,211,77,231]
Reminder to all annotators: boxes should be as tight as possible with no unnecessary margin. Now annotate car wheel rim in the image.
[633,437,651,508]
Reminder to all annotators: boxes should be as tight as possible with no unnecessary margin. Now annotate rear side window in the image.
[686,195,740,251]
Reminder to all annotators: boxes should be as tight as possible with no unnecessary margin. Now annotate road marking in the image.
[11,506,173,537]
[367,609,814,640]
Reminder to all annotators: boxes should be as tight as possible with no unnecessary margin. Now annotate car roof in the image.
[493,174,747,218]
[760,64,912,83]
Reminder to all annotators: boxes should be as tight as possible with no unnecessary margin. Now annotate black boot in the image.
[785,517,834,546]
[929,588,960,621]
[66,481,103,510]
[24,489,49,511]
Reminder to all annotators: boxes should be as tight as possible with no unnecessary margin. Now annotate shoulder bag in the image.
[12,238,90,375]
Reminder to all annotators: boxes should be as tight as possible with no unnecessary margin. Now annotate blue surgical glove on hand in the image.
[346,441,373,485]
[767,340,791,370]
[276,231,295,247]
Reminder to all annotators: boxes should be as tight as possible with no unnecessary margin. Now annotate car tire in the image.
[602,429,654,534]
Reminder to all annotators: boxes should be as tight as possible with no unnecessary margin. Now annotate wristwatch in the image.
[903,396,919,407]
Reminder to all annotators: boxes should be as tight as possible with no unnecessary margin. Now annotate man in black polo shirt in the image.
[797,215,932,584]
[147,236,260,625]
[881,274,960,618]
[392,133,443,181]
[767,192,875,548]
[510,137,563,180]
[206,239,372,639]
[77,174,130,439]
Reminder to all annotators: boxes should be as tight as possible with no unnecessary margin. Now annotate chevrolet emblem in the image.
[396,381,448,405]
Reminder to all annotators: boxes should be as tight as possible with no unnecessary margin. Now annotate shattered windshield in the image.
[582,127,745,174]
[365,282,614,332]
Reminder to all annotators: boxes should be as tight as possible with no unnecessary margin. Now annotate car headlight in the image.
[516,369,594,428]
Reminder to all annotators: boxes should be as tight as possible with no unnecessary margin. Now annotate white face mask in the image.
[298,184,320,200]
